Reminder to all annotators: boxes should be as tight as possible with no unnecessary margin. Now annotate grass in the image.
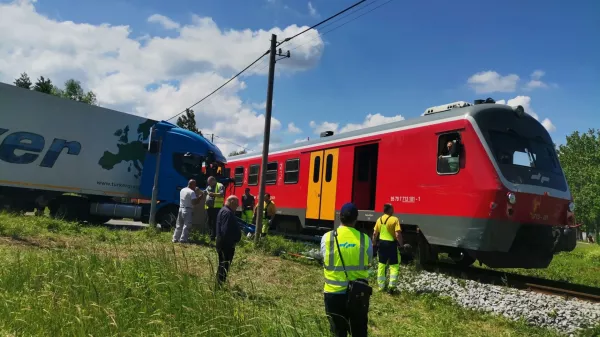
[476,242,600,288]
[0,212,595,336]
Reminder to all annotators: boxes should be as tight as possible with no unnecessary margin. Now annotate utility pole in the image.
[211,134,214,143]
[148,128,162,227]
[255,34,290,242]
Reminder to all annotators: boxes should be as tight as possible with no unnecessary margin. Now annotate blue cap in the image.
[340,202,358,218]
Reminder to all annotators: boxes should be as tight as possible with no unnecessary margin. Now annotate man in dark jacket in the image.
[215,195,242,287]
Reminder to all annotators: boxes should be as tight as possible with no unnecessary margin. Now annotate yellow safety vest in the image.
[322,226,370,293]
[205,182,224,209]
[376,215,399,242]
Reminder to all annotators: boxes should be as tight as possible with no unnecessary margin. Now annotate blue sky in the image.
[3,0,600,152]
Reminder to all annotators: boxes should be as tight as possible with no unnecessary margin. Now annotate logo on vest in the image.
[338,242,356,248]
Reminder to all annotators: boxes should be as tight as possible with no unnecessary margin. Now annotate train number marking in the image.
[390,196,420,203]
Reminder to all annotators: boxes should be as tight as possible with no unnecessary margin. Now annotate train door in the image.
[352,143,379,210]
[306,148,340,221]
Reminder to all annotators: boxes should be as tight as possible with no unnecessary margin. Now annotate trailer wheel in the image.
[157,207,178,231]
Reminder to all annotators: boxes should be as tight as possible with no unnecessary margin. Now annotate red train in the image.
[224,99,577,269]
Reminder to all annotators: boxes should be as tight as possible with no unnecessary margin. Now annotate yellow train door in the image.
[305,148,339,221]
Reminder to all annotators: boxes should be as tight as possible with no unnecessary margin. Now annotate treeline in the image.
[558,129,600,241]
[13,72,97,105]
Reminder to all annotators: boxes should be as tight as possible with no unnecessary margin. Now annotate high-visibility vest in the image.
[376,214,399,242]
[205,182,224,209]
[322,226,370,293]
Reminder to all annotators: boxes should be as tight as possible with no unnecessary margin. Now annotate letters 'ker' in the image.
[0,129,82,168]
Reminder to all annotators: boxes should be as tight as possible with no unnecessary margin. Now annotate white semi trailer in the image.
[0,81,228,227]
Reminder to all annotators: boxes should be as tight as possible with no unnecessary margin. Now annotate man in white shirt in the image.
[173,179,204,243]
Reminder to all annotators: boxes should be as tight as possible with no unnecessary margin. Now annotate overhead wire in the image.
[165,50,269,121]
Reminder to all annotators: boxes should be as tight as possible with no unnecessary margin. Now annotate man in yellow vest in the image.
[253,193,276,236]
[321,202,373,337]
[205,176,224,241]
[372,203,403,293]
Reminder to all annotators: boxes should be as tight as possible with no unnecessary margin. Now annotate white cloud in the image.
[524,70,549,91]
[251,101,267,110]
[0,0,324,158]
[309,120,339,135]
[287,122,302,134]
[309,113,405,135]
[147,14,180,30]
[308,2,319,18]
[541,118,556,132]
[495,96,556,133]
[467,71,520,94]
[294,138,309,144]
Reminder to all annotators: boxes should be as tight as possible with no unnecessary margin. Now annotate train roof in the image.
[229,102,530,161]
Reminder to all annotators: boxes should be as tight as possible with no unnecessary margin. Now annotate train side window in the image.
[313,156,321,183]
[284,158,300,184]
[248,164,260,185]
[234,166,244,186]
[266,162,278,185]
[437,132,461,175]
[325,154,333,182]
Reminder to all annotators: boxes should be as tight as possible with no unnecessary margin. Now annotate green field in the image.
[0,213,597,336]
[478,242,600,288]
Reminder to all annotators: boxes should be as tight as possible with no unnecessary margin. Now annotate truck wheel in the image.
[157,207,178,231]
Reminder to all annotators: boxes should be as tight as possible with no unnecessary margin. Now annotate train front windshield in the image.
[487,130,567,191]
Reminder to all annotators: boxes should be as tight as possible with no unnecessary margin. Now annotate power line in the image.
[276,0,368,47]
[286,0,395,53]
[166,50,269,122]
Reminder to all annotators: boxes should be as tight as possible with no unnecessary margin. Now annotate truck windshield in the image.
[487,130,567,191]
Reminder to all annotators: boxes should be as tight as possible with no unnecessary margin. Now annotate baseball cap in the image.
[340,202,358,219]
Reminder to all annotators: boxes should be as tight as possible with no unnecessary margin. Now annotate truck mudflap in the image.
[553,225,578,253]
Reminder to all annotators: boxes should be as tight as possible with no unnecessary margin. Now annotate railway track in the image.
[425,262,600,303]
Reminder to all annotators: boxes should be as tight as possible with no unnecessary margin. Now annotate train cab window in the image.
[266,162,278,185]
[234,166,244,186]
[248,164,259,185]
[284,158,300,184]
[437,132,461,175]
[173,152,205,182]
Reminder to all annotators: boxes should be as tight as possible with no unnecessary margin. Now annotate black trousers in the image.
[324,293,369,337]
[216,240,236,286]
[378,240,399,265]
[207,207,219,240]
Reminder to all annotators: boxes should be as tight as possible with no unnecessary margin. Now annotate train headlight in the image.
[507,192,517,205]
[568,202,575,212]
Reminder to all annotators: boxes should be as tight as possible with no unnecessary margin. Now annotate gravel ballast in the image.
[395,267,600,335]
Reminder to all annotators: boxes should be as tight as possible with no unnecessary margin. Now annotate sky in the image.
[1,0,598,157]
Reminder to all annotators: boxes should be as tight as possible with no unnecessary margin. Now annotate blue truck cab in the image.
[138,121,229,228]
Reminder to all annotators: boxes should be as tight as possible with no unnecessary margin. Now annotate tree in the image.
[33,76,54,94]
[229,149,247,157]
[58,79,98,105]
[557,128,600,242]
[176,108,202,135]
[14,72,32,89]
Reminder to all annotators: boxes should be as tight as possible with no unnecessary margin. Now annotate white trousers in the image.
[173,208,193,242]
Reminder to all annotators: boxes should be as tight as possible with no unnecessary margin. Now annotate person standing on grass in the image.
[372,203,403,293]
[321,202,373,337]
[173,179,204,243]
[215,195,242,287]
[241,188,255,224]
